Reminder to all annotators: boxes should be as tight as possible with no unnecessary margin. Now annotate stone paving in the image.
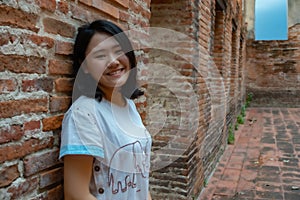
[198,108,300,200]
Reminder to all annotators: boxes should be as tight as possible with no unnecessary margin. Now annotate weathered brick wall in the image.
[148,1,205,199]
[246,24,300,107]
[0,0,150,199]
[198,0,247,189]
[147,0,246,199]
[0,0,246,199]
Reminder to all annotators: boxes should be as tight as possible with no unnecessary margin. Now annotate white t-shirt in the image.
[59,96,152,200]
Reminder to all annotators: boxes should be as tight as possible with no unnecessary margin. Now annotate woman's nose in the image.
[107,55,120,68]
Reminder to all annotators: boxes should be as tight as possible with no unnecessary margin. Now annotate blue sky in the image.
[255,0,288,40]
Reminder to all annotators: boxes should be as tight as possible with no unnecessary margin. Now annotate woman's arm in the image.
[63,155,97,200]
[148,191,152,200]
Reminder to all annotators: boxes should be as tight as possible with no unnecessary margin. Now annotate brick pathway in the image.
[198,108,300,200]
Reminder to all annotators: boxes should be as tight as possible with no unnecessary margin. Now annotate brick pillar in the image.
[148,0,205,199]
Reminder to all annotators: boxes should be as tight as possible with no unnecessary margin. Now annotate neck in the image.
[101,87,126,107]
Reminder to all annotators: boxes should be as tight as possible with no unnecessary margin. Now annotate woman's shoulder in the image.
[73,95,98,104]
[72,96,99,108]
[66,96,100,115]
[126,98,137,107]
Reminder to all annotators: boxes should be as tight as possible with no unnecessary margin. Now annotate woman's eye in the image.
[96,54,106,59]
[115,49,124,55]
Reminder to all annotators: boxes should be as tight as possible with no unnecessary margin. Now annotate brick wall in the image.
[0,0,246,199]
[198,0,247,190]
[148,0,206,198]
[246,24,300,107]
[147,0,246,199]
[0,0,150,199]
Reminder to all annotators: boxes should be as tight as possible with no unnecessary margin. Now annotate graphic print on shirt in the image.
[107,136,150,195]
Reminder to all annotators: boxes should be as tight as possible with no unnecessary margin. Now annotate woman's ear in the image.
[79,59,89,74]
[82,65,89,74]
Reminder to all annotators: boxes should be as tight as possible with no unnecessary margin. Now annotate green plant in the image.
[237,114,244,124]
[245,92,253,108]
[247,92,253,101]
[235,123,239,130]
[241,105,246,117]
[228,124,235,144]
[203,178,209,187]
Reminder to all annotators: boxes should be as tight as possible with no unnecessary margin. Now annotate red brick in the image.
[0,55,46,74]
[43,17,75,38]
[26,34,55,49]
[0,164,19,187]
[7,177,39,199]
[24,121,41,135]
[0,98,48,119]
[31,185,64,200]
[70,4,90,22]
[58,1,69,14]
[129,1,143,14]
[23,149,59,177]
[22,78,53,92]
[119,10,130,22]
[55,41,73,55]
[35,0,56,12]
[0,137,54,163]
[50,96,71,112]
[112,0,129,8]
[0,79,17,93]
[222,168,241,182]
[48,59,73,75]
[144,0,151,7]
[151,0,173,4]
[54,78,74,93]
[91,0,119,19]
[79,0,92,6]
[0,5,39,32]
[0,125,24,144]
[0,32,10,48]
[40,167,63,189]
[129,1,150,20]
[46,185,64,200]
[214,180,238,196]
[140,9,151,20]
[42,115,64,131]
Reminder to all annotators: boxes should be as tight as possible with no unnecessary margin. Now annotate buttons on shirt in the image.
[94,165,100,172]
[94,164,104,194]
[98,188,104,194]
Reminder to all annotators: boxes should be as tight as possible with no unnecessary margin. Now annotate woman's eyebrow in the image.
[92,44,121,54]
[112,44,122,49]
[92,49,106,54]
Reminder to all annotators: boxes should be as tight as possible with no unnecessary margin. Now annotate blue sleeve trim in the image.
[59,145,104,159]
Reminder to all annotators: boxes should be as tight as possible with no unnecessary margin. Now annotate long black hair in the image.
[72,20,143,102]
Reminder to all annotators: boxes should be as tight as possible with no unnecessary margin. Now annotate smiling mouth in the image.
[106,68,125,76]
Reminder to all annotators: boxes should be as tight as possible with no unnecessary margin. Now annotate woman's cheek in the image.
[119,55,130,69]
[86,60,106,81]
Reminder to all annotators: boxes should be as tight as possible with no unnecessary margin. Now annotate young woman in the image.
[59,20,152,200]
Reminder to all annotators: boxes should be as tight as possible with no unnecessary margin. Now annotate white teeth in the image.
[108,69,123,75]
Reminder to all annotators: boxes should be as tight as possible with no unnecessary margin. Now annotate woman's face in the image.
[83,32,130,94]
